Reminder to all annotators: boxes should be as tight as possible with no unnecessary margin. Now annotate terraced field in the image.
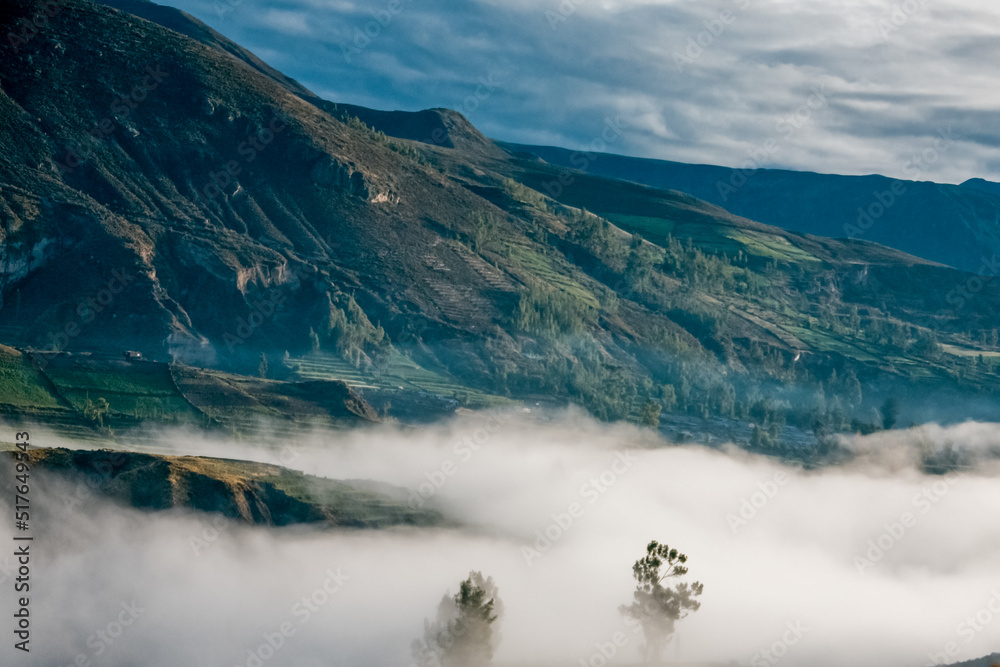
[38,354,202,423]
[507,243,600,308]
[294,351,513,409]
[293,354,384,389]
[604,214,821,264]
[0,346,385,440]
[172,364,378,431]
[0,345,64,409]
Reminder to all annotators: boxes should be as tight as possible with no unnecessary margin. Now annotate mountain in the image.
[4,0,1000,451]
[89,0,503,158]
[941,654,1000,667]
[4,445,443,527]
[94,0,316,98]
[499,142,1000,276]
[962,178,1000,198]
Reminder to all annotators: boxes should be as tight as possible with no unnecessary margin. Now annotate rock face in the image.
[309,156,371,199]
[0,0,495,370]
[14,448,443,528]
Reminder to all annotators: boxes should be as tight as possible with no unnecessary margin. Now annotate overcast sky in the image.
[159,0,1000,184]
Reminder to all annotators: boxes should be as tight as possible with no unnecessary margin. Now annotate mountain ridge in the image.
[4,0,1000,442]
[497,142,1000,276]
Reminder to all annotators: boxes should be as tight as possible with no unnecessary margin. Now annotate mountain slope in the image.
[4,446,442,527]
[962,178,1000,198]
[5,0,1000,446]
[94,0,316,98]
[499,142,1000,276]
[1,0,517,365]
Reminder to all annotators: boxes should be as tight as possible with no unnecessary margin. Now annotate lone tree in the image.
[412,571,504,667]
[83,396,111,428]
[619,541,704,663]
[881,397,900,430]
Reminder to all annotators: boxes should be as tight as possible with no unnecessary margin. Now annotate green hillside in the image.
[3,0,1000,458]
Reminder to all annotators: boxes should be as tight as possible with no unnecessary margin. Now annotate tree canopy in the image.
[413,571,504,667]
[620,541,704,662]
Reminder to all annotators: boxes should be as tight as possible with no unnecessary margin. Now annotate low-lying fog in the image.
[3,411,1000,667]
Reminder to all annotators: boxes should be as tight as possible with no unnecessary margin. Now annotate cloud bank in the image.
[3,412,1000,666]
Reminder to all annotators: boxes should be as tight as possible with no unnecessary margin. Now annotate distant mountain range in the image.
[4,0,1000,445]
[498,142,1000,276]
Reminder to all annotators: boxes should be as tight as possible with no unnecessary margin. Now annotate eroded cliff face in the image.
[12,447,442,528]
[0,0,475,369]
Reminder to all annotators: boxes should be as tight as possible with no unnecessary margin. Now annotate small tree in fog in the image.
[412,571,504,667]
[639,400,662,428]
[620,541,703,663]
[83,396,110,428]
[881,397,900,430]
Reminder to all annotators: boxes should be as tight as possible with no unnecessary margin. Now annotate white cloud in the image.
[164,0,1000,183]
[255,9,312,35]
[8,414,1000,666]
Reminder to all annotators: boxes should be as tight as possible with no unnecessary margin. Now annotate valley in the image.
[1,0,999,665]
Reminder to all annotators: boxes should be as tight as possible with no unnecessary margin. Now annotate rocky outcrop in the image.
[309,156,371,199]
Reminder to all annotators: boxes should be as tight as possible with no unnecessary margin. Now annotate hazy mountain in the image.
[962,178,1000,198]
[941,653,1000,667]
[499,142,1000,276]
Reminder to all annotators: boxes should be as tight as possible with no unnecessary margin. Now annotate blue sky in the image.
[158,0,1000,184]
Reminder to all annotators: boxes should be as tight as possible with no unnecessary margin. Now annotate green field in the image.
[941,343,1000,359]
[507,244,600,308]
[0,344,515,436]
[785,325,882,363]
[604,214,821,265]
[295,351,513,409]
[294,354,382,389]
[725,228,821,264]
[39,356,201,421]
[0,345,63,408]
